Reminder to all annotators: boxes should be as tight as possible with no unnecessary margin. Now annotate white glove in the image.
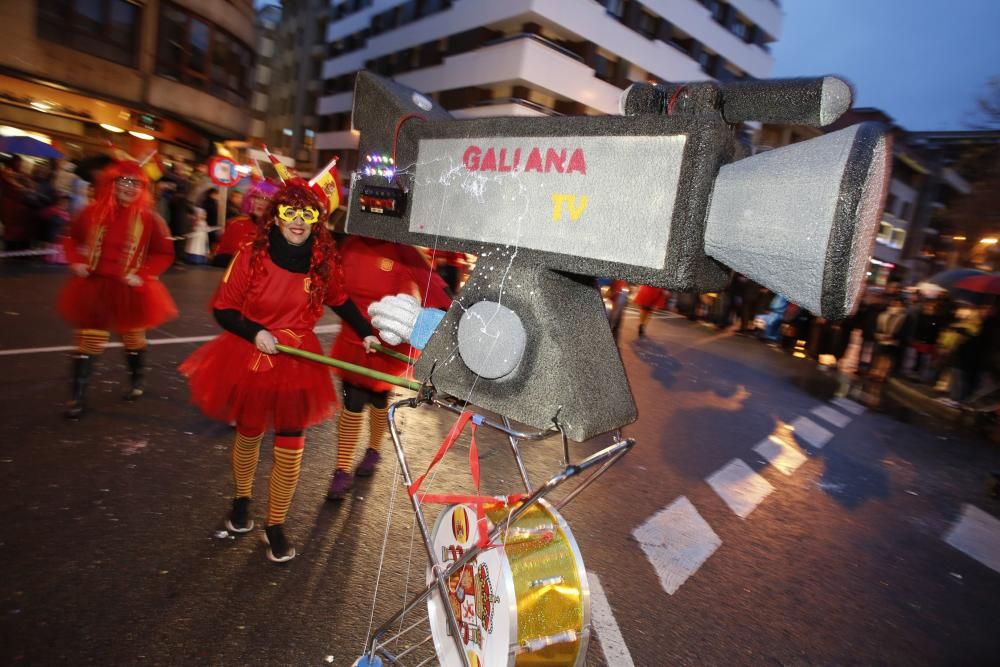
[368,294,421,346]
[125,273,144,287]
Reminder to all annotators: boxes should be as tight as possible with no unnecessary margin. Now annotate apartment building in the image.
[314,0,783,174]
[0,1,257,164]
[250,5,282,143]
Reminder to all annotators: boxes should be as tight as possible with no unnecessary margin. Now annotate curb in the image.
[886,378,963,424]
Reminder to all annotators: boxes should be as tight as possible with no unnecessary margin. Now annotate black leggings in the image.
[342,382,389,412]
[275,430,303,437]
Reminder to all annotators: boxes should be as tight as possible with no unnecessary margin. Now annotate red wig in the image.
[90,160,152,226]
[248,179,338,315]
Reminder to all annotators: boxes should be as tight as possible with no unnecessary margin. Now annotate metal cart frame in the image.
[358,386,634,666]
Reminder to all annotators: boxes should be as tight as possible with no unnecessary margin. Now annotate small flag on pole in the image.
[308,156,342,213]
[263,145,292,183]
[140,151,164,181]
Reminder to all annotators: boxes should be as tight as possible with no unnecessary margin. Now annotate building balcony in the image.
[452,98,559,119]
[317,91,354,116]
[321,0,772,86]
[316,129,359,152]
[395,35,626,114]
[320,33,628,118]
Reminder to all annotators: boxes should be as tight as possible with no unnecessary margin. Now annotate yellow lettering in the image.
[551,194,588,222]
[551,193,570,221]
[568,195,588,221]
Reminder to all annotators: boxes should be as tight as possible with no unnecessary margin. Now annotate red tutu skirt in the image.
[331,329,416,393]
[56,274,178,331]
[180,331,337,432]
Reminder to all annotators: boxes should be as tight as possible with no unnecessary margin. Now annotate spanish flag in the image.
[308,155,342,212]
[263,145,293,183]
[141,151,164,182]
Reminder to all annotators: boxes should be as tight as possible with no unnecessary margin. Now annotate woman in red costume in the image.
[210,179,278,267]
[181,178,376,563]
[325,235,452,500]
[56,160,177,419]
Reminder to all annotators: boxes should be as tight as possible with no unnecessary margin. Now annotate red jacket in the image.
[64,204,174,279]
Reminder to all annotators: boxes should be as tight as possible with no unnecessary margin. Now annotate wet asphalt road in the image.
[2,262,1000,666]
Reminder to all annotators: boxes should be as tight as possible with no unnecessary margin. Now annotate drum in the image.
[427,499,590,666]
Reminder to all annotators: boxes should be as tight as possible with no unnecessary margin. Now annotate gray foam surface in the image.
[414,249,637,442]
[704,123,889,319]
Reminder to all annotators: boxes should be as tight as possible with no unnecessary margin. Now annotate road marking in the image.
[790,416,833,449]
[0,324,341,356]
[831,396,866,415]
[587,573,635,667]
[944,504,1000,574]
[706,458,775,519]
[811,405,852,428]
[633,496,721,595]
[753,436,807,476]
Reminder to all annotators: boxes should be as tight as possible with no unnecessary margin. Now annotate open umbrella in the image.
[0,135,64,159]
[925,268,988,289]
[952,273,1000,295]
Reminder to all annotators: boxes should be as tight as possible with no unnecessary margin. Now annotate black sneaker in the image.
[225,497,254,534]
[263,524,296,563]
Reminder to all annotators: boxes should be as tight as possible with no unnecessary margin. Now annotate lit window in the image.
[877,221,893,244]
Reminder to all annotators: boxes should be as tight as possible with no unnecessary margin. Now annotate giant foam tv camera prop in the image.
[349,72,889,667]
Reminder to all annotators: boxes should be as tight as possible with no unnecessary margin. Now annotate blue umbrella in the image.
[0,135,64,159]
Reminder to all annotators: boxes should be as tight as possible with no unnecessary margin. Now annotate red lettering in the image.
[463,145,481,171]
[545,148,566,173]
[464,145,584,174]
[498,148,511,172]
[525,147,543,172]
[480,147,497,171]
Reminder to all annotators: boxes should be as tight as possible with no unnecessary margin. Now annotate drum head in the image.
[427,500,589,666]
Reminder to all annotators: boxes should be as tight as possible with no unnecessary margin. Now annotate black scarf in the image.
[268,225,313,274]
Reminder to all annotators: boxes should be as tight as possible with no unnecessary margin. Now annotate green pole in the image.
[276,344,421,391]
[370,341,417,365]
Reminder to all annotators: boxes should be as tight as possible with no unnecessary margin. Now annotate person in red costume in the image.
[210,179,279,267]
[56,160,177,419]
[633,285,669,337]
[180,178,377,563]
[325,235,452,500]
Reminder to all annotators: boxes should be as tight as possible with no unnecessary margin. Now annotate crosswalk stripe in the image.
[811,405,852,428]
[831,396,866,415]
[753,436,807,476]
[790,416,833,449]
[706,458,775,519]
[944,504,1000,574]
[633,496,722,595]
[587,573,635,667]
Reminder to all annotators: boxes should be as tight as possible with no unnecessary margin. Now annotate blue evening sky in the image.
[770,0,1000,131]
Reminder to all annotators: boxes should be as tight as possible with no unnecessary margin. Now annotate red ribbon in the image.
[408,412,526,548]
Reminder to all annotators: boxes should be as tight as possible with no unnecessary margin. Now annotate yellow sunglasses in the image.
[277,205,320,225]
